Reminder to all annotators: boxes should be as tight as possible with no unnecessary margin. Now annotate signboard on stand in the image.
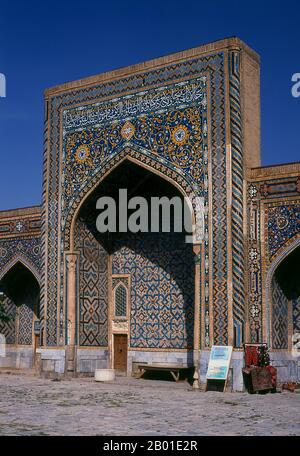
[206,345,233,392]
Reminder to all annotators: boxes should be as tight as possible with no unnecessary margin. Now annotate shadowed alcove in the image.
[0,262,40,345]
[74,159,195,357]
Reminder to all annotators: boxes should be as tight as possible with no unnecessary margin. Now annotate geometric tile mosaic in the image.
[292,296,300,333]
[112,232,194,349]
[75,219,108,346]
[272,276,289,349]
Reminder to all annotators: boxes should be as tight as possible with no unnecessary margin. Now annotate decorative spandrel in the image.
[62,77,208,207]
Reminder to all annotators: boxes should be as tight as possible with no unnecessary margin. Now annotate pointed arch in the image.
[63,145,198,251]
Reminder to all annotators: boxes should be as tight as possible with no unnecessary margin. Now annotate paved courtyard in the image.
[0,371,299,436]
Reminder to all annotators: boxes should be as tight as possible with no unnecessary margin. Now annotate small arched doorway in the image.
[271,245,300,349]
[0,261,40,349]
[72,158,195,373]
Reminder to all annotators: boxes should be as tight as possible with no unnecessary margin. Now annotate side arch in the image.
[0,255,42,286]
[265,234,300,347]
[0,256,41,347]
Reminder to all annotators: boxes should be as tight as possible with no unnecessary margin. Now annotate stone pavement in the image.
[0,371,299,436]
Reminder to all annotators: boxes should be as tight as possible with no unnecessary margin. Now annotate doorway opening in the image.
[113,334,128,372]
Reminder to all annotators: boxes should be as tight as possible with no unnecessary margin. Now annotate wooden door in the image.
[114,334,128,372]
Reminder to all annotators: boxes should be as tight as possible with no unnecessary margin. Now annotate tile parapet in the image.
[44,37,259,98]
[0,205,42,220]
[248,162,300,181]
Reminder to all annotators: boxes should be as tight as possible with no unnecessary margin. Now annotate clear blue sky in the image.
[0,0,299,210]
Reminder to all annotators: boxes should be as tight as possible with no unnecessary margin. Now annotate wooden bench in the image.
[137,363,193,382]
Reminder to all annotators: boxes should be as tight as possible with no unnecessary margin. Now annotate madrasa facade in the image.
[0,37,299,390]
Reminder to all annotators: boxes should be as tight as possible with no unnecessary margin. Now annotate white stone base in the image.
[2,345,299,387]
[37,348,66,375]
[270,351,300,383]
[76,348,109,373]
[0,346,34,369]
